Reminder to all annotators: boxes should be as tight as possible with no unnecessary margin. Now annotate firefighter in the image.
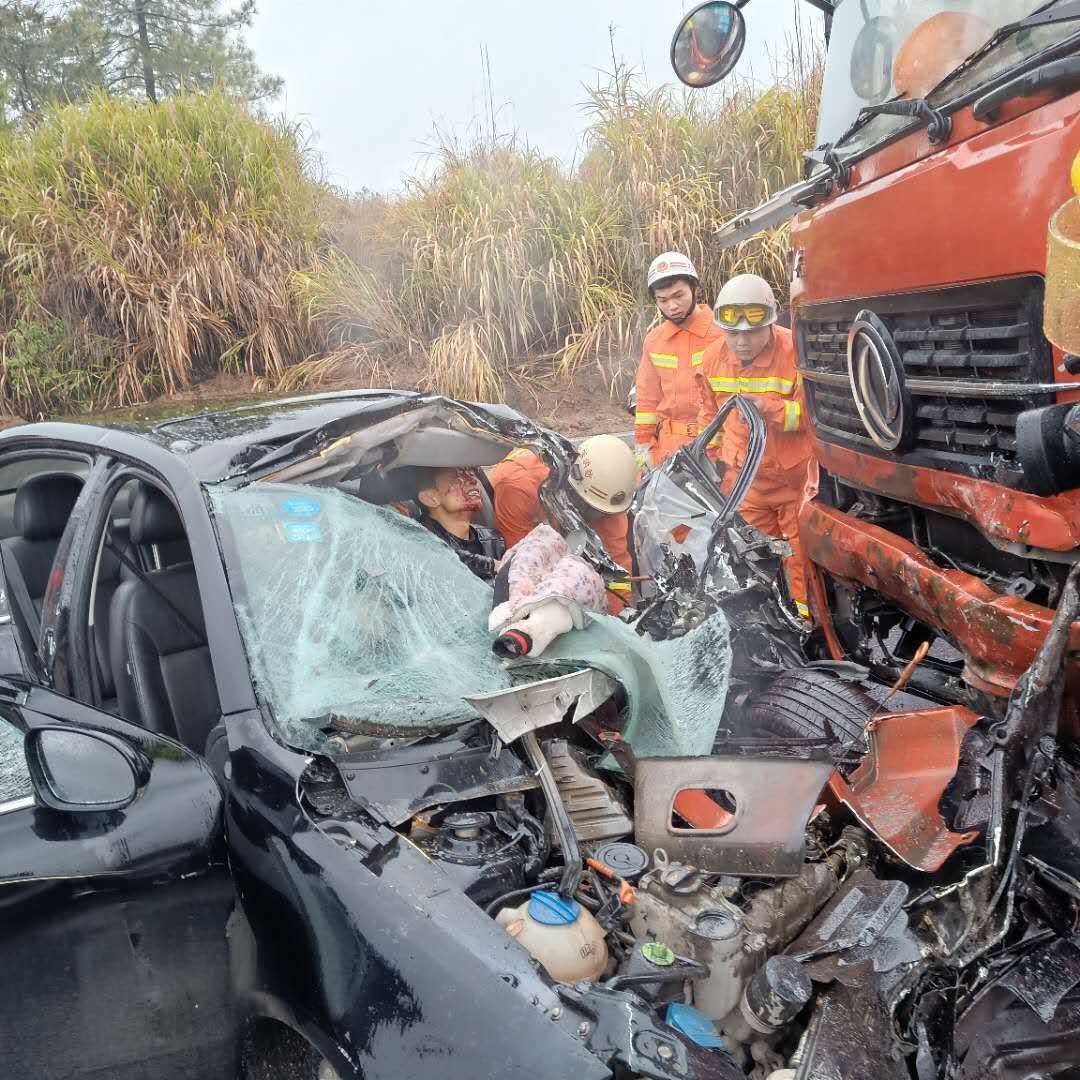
[489,434,635,612]
[634,251,723,468]
[697,273,816,620]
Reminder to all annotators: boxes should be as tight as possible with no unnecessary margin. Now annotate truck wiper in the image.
[972,54,1080,121]
[833,95,951,150]
[832,1,1080,152]
[849,98,952,144]
[926,0,1080,101]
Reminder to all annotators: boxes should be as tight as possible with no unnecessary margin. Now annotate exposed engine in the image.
[297,398,1080,1079]
[306,552,1080,1080]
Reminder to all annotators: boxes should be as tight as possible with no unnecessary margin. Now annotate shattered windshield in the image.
[819,1,1080,157]
[210,480,734,757]
[211,484,517,746]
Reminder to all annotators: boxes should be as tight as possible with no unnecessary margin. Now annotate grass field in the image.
[0,45,821,419]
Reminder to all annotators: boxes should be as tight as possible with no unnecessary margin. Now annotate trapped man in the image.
[414,466,505,581]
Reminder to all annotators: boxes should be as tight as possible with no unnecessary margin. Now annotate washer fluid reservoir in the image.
[496,890,608,982]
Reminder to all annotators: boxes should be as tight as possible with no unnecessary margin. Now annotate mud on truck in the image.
[660,0,1080,1076]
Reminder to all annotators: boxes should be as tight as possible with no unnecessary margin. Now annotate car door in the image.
[0,674,239,1080]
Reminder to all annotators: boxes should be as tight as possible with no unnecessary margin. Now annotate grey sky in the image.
[247,0,821,194]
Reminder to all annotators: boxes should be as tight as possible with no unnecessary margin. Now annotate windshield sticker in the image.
[280,496,321,518]
[282,520,323,543]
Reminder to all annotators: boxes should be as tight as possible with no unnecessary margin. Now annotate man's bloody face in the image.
[723,325,773,366]
[430,467,482,514]
[653,278,695,324]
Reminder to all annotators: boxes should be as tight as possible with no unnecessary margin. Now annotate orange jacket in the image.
[634,305,723,452]
[489,449,632,612]
[696,325,813,481]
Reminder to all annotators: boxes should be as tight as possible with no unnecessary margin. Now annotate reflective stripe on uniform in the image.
[609,581,632,593]
[507,448,532,461]
[708,377,740,393]
[691,350,705,367]
[635,410,659,425]
[795,601,810,618]
[649,352,679,369]
[783,400,801,432]
[708,375,795,395]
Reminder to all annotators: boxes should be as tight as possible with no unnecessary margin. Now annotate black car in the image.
[0,390,758,1080]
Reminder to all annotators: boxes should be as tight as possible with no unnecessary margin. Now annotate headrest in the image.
[130,485,185,546]
[349,466,434,506]
[14,471,84,541]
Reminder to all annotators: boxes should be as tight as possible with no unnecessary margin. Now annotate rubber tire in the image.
[747,668,876,748]
[239,1022,321,1080]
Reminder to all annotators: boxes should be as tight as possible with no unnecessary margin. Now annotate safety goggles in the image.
[716,303,770,329]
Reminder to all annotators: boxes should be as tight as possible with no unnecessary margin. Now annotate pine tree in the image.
[86,0,280,103]
[0,1,105,121]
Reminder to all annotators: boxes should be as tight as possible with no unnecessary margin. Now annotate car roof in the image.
[0,390,532,482]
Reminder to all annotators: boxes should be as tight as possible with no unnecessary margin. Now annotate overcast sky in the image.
[247,0,822,194]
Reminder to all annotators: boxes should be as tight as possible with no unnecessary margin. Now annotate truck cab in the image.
[673,0,1080,724]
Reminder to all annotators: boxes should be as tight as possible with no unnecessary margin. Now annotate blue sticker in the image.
[280,496,321,518]
[282,520,323,543]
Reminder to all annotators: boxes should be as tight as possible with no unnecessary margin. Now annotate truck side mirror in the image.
[671,2,746,88]
[24,727,147,812]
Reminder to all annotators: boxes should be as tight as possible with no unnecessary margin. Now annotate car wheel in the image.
[746,668,875,749]
[240,1020,326,1080]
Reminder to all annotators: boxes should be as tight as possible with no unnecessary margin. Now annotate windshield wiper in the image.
[830,93,943,151]
[925,0,1080,101]
[846,98,950,145]
[973,53,1080,120]
[832,0,1080,152]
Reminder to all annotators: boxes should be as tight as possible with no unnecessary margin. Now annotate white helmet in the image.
[647,251,699,293]
[714,273,778,331]
[570,434,636,514]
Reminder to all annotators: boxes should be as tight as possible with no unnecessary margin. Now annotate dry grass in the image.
[0,44,821,417]
[0,89,326,417]
[298,46,821,402]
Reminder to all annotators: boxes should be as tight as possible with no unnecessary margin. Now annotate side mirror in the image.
[24,726,146,811]
[670,1,746,89]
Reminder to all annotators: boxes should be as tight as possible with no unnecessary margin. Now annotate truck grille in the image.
[796,277,1054,487]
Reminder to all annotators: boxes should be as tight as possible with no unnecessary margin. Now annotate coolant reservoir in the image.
[496,890,608,982]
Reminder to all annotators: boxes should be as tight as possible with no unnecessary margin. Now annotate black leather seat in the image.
[0,471,84,638]
[92,520,137,711]
[109,486,220,748]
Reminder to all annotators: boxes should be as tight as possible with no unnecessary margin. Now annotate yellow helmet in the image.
[570,434,636,514]
[714,273,778,331]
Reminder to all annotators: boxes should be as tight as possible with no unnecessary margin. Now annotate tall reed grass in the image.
[296,50,821,401]
[0,46,820,417]
[0,90,326,417]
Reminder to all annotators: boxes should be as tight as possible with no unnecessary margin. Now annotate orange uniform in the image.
[634,304,723,467]
[697,326,816,617]
[489,449,632,613]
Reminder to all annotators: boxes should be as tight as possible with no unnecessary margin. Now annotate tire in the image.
[240,1021,322,1080]
[746,668,876,748]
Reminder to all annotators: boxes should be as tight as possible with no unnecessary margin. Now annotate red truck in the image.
[674,0,1080,733]
[659,4,1080,1072]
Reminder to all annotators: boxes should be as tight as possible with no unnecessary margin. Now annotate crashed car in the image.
[1,389,1077,1080]
[0,390,752,1080]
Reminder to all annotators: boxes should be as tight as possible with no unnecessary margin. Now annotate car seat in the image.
[109,485,220,748]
